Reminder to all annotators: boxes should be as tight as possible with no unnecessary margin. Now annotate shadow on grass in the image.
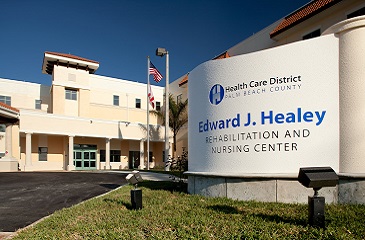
[103,198,134,210]
[254,213,307,227]
[208,204,307,227]
[208,204,240,214]
[138,181,188,193]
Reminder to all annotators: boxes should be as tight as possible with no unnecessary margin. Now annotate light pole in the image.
[156,47,170,170]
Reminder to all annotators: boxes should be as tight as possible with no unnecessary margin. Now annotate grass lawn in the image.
[13,181,365,239]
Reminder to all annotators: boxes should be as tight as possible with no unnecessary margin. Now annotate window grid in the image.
[100,150,121,162]
[177,94,182,104]
[65,89,77,100]
[35,100,42,109]
[113,95,119,106]
[136,98,141,109]
[38,147,48,161]
[0,95,11,106]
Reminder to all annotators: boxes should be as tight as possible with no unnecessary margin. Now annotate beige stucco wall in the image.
[169,77,189,157]
[0,132,5,156]
[19,110,167,141]
[12,125,20,160]
[0,78,50,112]
[19,134,65,171]
[51,85,65,115]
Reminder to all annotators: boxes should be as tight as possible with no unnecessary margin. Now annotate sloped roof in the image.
[0,102,19,113]
[270,0,343,38]
[0,102,19,124]
[45,51,99,64]
[179,73,189,87]
[42,51,100,75]
[212,51,230,60]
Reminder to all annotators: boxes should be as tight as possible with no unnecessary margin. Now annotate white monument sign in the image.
[189,35,339,174]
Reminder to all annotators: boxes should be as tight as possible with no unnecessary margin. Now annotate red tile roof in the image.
[270,0,342,38]
[179,73,189,86]
[213,51,230,60]
[45,51,99,64]
[0,102,19,113]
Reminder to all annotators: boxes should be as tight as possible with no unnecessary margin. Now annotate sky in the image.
[0,0,309,87]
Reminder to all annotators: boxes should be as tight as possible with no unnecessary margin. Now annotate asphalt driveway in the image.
[0,171,127,232]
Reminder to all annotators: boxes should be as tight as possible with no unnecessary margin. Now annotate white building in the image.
[0,51,171,172]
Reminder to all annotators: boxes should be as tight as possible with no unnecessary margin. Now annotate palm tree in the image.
[151,94,188,158]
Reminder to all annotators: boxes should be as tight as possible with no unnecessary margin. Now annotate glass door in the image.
[128,151,140,169]
[74,145,97,170]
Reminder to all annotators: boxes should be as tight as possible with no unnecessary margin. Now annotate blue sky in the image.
[0,0,309,86]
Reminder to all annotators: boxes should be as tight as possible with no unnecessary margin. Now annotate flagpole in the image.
[165,51,169,170]
[147,56,150,170]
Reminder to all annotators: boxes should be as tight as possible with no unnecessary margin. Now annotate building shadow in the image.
[207,204,307,227]
[138,181,187,193]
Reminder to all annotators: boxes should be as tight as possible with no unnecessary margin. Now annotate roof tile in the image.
[45,51,99,64]
[270,0,342,38]
[213,51,230,60]
[179,74,189,86]
[0,102,19,113]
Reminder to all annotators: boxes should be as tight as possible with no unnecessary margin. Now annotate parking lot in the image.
[0,171,127,232]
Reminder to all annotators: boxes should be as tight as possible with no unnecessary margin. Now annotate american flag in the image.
[149,61,163,83]
[148,84,155,109]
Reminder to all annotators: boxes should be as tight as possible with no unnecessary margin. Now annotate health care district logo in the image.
[209,84,224,105]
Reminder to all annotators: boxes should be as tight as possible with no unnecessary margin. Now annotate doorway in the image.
[74,144,97,170]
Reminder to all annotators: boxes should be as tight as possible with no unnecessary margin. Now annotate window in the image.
[38,147,48,161]
[100,150,106,162]
[0,95,11,106]
[100,150,121,162]
[35,100,42,110]
[348,6,365,19]
[0,124,5,132]
[303,29,321,40]
[113,95,119,106]
[177,94,182,104]
[110,150,121,162]
[156,101,161,111]
[65,89,77,100]
[136,98,141,108]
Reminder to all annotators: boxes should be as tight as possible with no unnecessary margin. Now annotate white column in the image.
[139,139,145,169]
[326,16,365,173]
[105,138,110,170]
[68,135,75,171]
[4,124,13,158]
[0,123,18,172]
[168,141,172,159]
[25,132,32,169]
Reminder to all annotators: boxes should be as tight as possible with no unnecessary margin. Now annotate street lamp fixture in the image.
[156,48,168,57]
[156,47,170,170]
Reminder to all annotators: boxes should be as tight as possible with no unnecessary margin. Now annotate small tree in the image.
[151,94,188,158]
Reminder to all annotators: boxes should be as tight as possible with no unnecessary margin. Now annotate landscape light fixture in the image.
[126,170,143,209]
[298,167,339,228]
[155,47,170,170]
